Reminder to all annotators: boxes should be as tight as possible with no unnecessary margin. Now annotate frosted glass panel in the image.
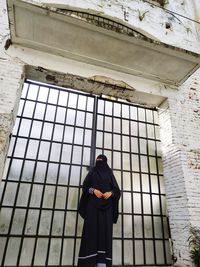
[62,239,74,265]
[19,238,35,266]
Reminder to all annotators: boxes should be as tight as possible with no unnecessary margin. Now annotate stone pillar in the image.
[159,70,200,267]
[0,59,24,181]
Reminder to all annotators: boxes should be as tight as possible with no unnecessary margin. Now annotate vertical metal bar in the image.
[30,86,51,266]
[137,108,146,265]
[153,111,167,264]
[59,91,71,266]
[90,96,98,168]
[145,109,156,264]
[60,92,80,267]
[120,104,124,266]
[128,105,135,265]
[45,89,61,266]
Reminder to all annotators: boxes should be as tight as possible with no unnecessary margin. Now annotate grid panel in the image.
[0,81,95,267]
[0,80,171,266]
[95,98,171,266]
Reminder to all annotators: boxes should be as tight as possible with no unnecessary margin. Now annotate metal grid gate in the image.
[0,81,171,266]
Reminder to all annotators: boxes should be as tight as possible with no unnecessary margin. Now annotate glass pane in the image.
[122,119,129,135]
[97,115,103,130]
[123,153,130,170]
[68,93,78,108]
[105,116,112,132]
[76,111,85,127]
[122,136,130,152]
[113,134,121,151]
[84,130,92,146]
[113,152,121,169]
[146,109,153,123]
[34,238,48,265]
[23,101,35,118]
[19,119,31,137]
[133,193,141,213]
[38,141,50,160]
[138,108,145,121]
[64,126,74,143]
[123,192,132,213]
[67,188,78,210]
[21,160,35,182]
[78,95,87,110]
[143,194,151,214]
[98,99,104,114]
[155,241,165,264]
[9,159,23,180]
[0,208,12,234]
[62,238,74,265]
[0,237,6,266]
[123,172,131,191]
[152,195,160,215]
[16,183,31,206]
[55,186,67,209]
[142,174,149,192]
[85,113,93,128]
[70,166,81,186]
[77,216,84,237]
[131,121,137,136]
[151,175,159,193]
[30,185,43,207]
[124,215,132,237]
[34,103,46,120]
[66,109,76,125]
[53,124,64,141]
[72,146,82,164]
[145,240,154,264]
[19,238,35,266]
[113,240,122,265]
[45,105,56,121]
[155,125,160,139]
[122,104,129,118]
[96,131,102,148]
[133,173,140,191]
[74,128,84,145]
[4,238,21,266]
[48,89,58,104]
[27,84,38,100]
[58,91,68,106]
[154,217,163,238]
[26,140,39,159]
[2,182,18,206]
[135,240,144,264]
[47,163,58,184]
[105,101,113,115]
[30,120,42,138]
[65,211,76,236]
[56,107,66,124]
[147,124,155,139]
[25,209,39,235]
[113,214,121,238]
[149,157,157,173]
[124,240,133,265]
[132,155,139,172]
[104,133,112,149]
[144,216,152,238]
[140,138,147,154]
[59,164,70,185]
[39,210,52,235]
[141,156,148,172]
[11,208,26,234]
[113,118,121,133]
[42,122,53,140]
[43,186,55,208]
[14,138,27,158]
[134,216,143,238]
[50,143,61,162]
[38,86,49,102]
[165,240,172,264]
[148,140,156,155]
[87,97,94,112]
[114,102,121,117]
[52,211,64,235]
[139,123,146,137]
[61,144,72,163]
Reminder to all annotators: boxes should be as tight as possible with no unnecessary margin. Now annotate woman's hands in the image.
[94,189,112,199]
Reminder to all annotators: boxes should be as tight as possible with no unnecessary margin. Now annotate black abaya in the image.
[78,165,120,267]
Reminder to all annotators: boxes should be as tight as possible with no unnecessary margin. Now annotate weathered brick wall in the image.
[159,69,200,266]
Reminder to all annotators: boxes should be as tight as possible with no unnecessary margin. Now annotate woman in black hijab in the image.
[78,155,121,267]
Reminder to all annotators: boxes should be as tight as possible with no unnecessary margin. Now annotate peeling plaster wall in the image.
[0,0,200,267]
